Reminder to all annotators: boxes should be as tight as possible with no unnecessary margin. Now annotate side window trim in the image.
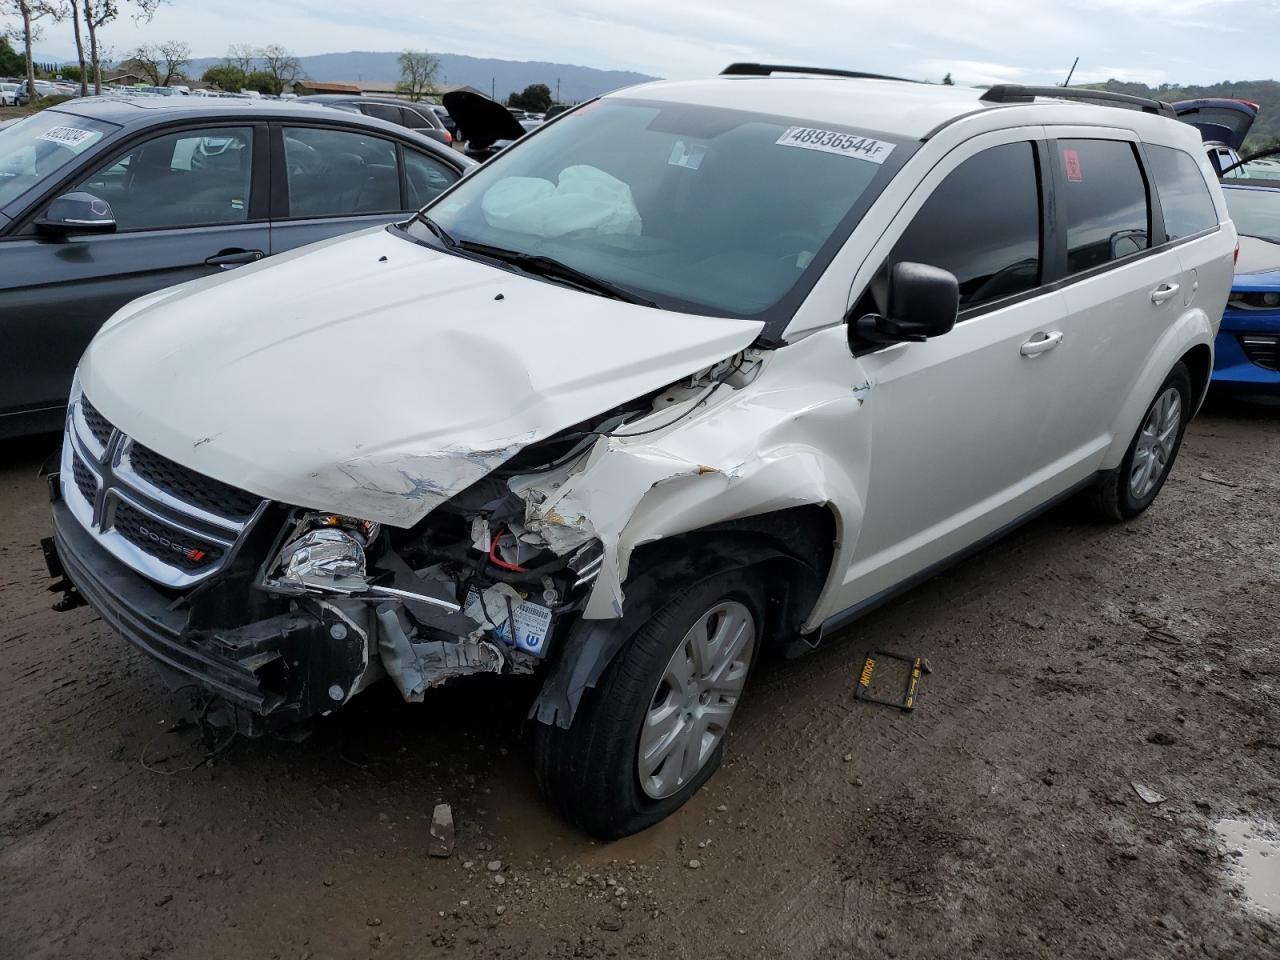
[1133,140,1168,246]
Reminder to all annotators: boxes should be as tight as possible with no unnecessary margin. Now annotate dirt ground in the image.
[1,401,1278,960]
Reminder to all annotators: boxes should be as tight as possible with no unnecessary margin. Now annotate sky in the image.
[15,0,1279,87]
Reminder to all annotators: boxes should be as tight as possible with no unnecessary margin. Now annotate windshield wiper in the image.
[456,240,657,307]
[412,212,459,250]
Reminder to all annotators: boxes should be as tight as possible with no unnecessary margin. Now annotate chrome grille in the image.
[80,397,113,447]
[71,452,98,504]
[61,393,266,588]
[128,442,263,522]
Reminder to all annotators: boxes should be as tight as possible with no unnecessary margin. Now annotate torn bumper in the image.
[50,497,356,736]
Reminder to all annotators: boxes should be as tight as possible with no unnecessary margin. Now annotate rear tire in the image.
[1090,362,1191,521]
[533,568,762,839]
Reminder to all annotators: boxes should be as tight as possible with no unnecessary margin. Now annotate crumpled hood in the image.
[81,227,762,527]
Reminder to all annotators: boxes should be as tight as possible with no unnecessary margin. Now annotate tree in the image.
[243,69,276,95]
[0,36,25,76]
[259,43,302,95]
[81,0,163,95]
[225,42,255,72]
[396,49,439,102]
[59,62,80,81]
[3,0,62,100]
[67,0,87,95]
[201,63,246,92]
[127,39,189,85]
[507,83,552,113]
[942,72,954,86]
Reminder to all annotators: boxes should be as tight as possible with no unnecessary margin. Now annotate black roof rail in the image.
[980,84,1177,118]
[721,63,919,84]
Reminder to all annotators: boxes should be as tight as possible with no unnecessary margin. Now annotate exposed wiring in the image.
[488,526,529,572]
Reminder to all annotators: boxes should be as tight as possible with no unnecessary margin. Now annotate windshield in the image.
[0,110,117,209]
[1224,187,1280,243]
[406,98,909,320]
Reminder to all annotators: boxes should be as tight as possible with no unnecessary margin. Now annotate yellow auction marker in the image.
[853,651,930,711]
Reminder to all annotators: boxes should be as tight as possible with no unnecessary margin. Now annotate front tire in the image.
[1091,362,1192,521]
[533,569,762,839]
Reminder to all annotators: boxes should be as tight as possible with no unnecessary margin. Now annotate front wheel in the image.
[533,569,762,839]
[1091,362,1192,521]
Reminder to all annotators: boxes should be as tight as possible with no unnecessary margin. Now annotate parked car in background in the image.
[429,104,457,138]
[46,67,1232,838]
[0,96,473,437]
[298,94,453,146]
[15,79,60,105]
[1173,98,1259,179]
[1212,183,1280,398]
[443,89,528,159]
[0,82,18,105]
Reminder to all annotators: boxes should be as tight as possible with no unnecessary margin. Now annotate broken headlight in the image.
[274,515,380,592]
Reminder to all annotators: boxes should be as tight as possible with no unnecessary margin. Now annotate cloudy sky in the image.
[19,0,1278,86]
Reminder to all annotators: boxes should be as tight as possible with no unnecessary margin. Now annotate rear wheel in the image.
[1091,363,1191,521]
[533,569,761,839]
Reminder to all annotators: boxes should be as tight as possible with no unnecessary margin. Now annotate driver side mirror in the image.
[851,261,959,345]
[35,191,117,239]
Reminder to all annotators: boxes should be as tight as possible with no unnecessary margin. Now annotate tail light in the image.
[443,130,453,145]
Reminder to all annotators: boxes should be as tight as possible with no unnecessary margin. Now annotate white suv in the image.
[47,64,1235,838]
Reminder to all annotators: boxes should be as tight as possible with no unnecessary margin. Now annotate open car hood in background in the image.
[443,91,528,149]
[1172,98,1259,151]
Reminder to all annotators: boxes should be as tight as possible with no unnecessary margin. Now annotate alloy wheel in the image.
[637,599,756,800]
[1129,386,1182,501]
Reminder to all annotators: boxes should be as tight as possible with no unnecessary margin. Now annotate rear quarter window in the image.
[1145,144,1218,240]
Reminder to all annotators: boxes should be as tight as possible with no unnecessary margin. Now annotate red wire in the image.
[488,526,528,572]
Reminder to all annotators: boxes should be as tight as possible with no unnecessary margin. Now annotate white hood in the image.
[81,227,762,527]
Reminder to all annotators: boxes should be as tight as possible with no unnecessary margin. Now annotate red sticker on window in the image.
[1064,148,1083,182]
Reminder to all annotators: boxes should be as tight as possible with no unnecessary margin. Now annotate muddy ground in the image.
[1,402,1278,960]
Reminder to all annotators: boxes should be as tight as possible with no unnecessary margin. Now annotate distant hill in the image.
[186,51,659,103]
[1087,79,1280,151]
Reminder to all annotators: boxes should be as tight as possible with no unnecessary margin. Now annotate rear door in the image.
[0,122,269,426]
[268,123,462,252]
[1046,133,1189,460]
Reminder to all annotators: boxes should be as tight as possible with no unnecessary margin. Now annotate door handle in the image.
[1150,282,1181,304]
[205,248,265,269]
[1020,331,1064,357]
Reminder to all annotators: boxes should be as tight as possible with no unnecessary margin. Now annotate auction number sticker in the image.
[37,126,98,148]
[777,127,895,164]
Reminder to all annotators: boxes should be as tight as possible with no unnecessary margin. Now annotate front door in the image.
[0,123,268,430]
[837,133,1076,608]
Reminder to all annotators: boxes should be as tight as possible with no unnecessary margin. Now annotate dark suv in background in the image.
[298,94,454,146]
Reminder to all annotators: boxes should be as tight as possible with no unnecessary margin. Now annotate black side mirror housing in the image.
[852,261,959,345]
[35,191,118,239]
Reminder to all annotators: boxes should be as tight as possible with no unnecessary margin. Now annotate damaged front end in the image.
[49,355,756,737]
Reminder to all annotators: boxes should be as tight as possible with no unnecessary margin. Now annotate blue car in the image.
[1217,183,1280,397]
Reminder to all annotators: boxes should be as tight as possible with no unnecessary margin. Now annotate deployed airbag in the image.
[481,165,642,238]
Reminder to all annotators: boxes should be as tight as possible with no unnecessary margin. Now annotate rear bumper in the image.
[50,496,356,735]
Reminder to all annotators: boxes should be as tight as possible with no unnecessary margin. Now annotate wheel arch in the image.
[530,504,840,729]
[1102,312,1215,469]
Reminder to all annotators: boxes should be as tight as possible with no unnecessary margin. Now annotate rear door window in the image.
[1057,139,1151,274]
[891,140,1042,309]
[283,126,401,217]
[1145,144,1218,240]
